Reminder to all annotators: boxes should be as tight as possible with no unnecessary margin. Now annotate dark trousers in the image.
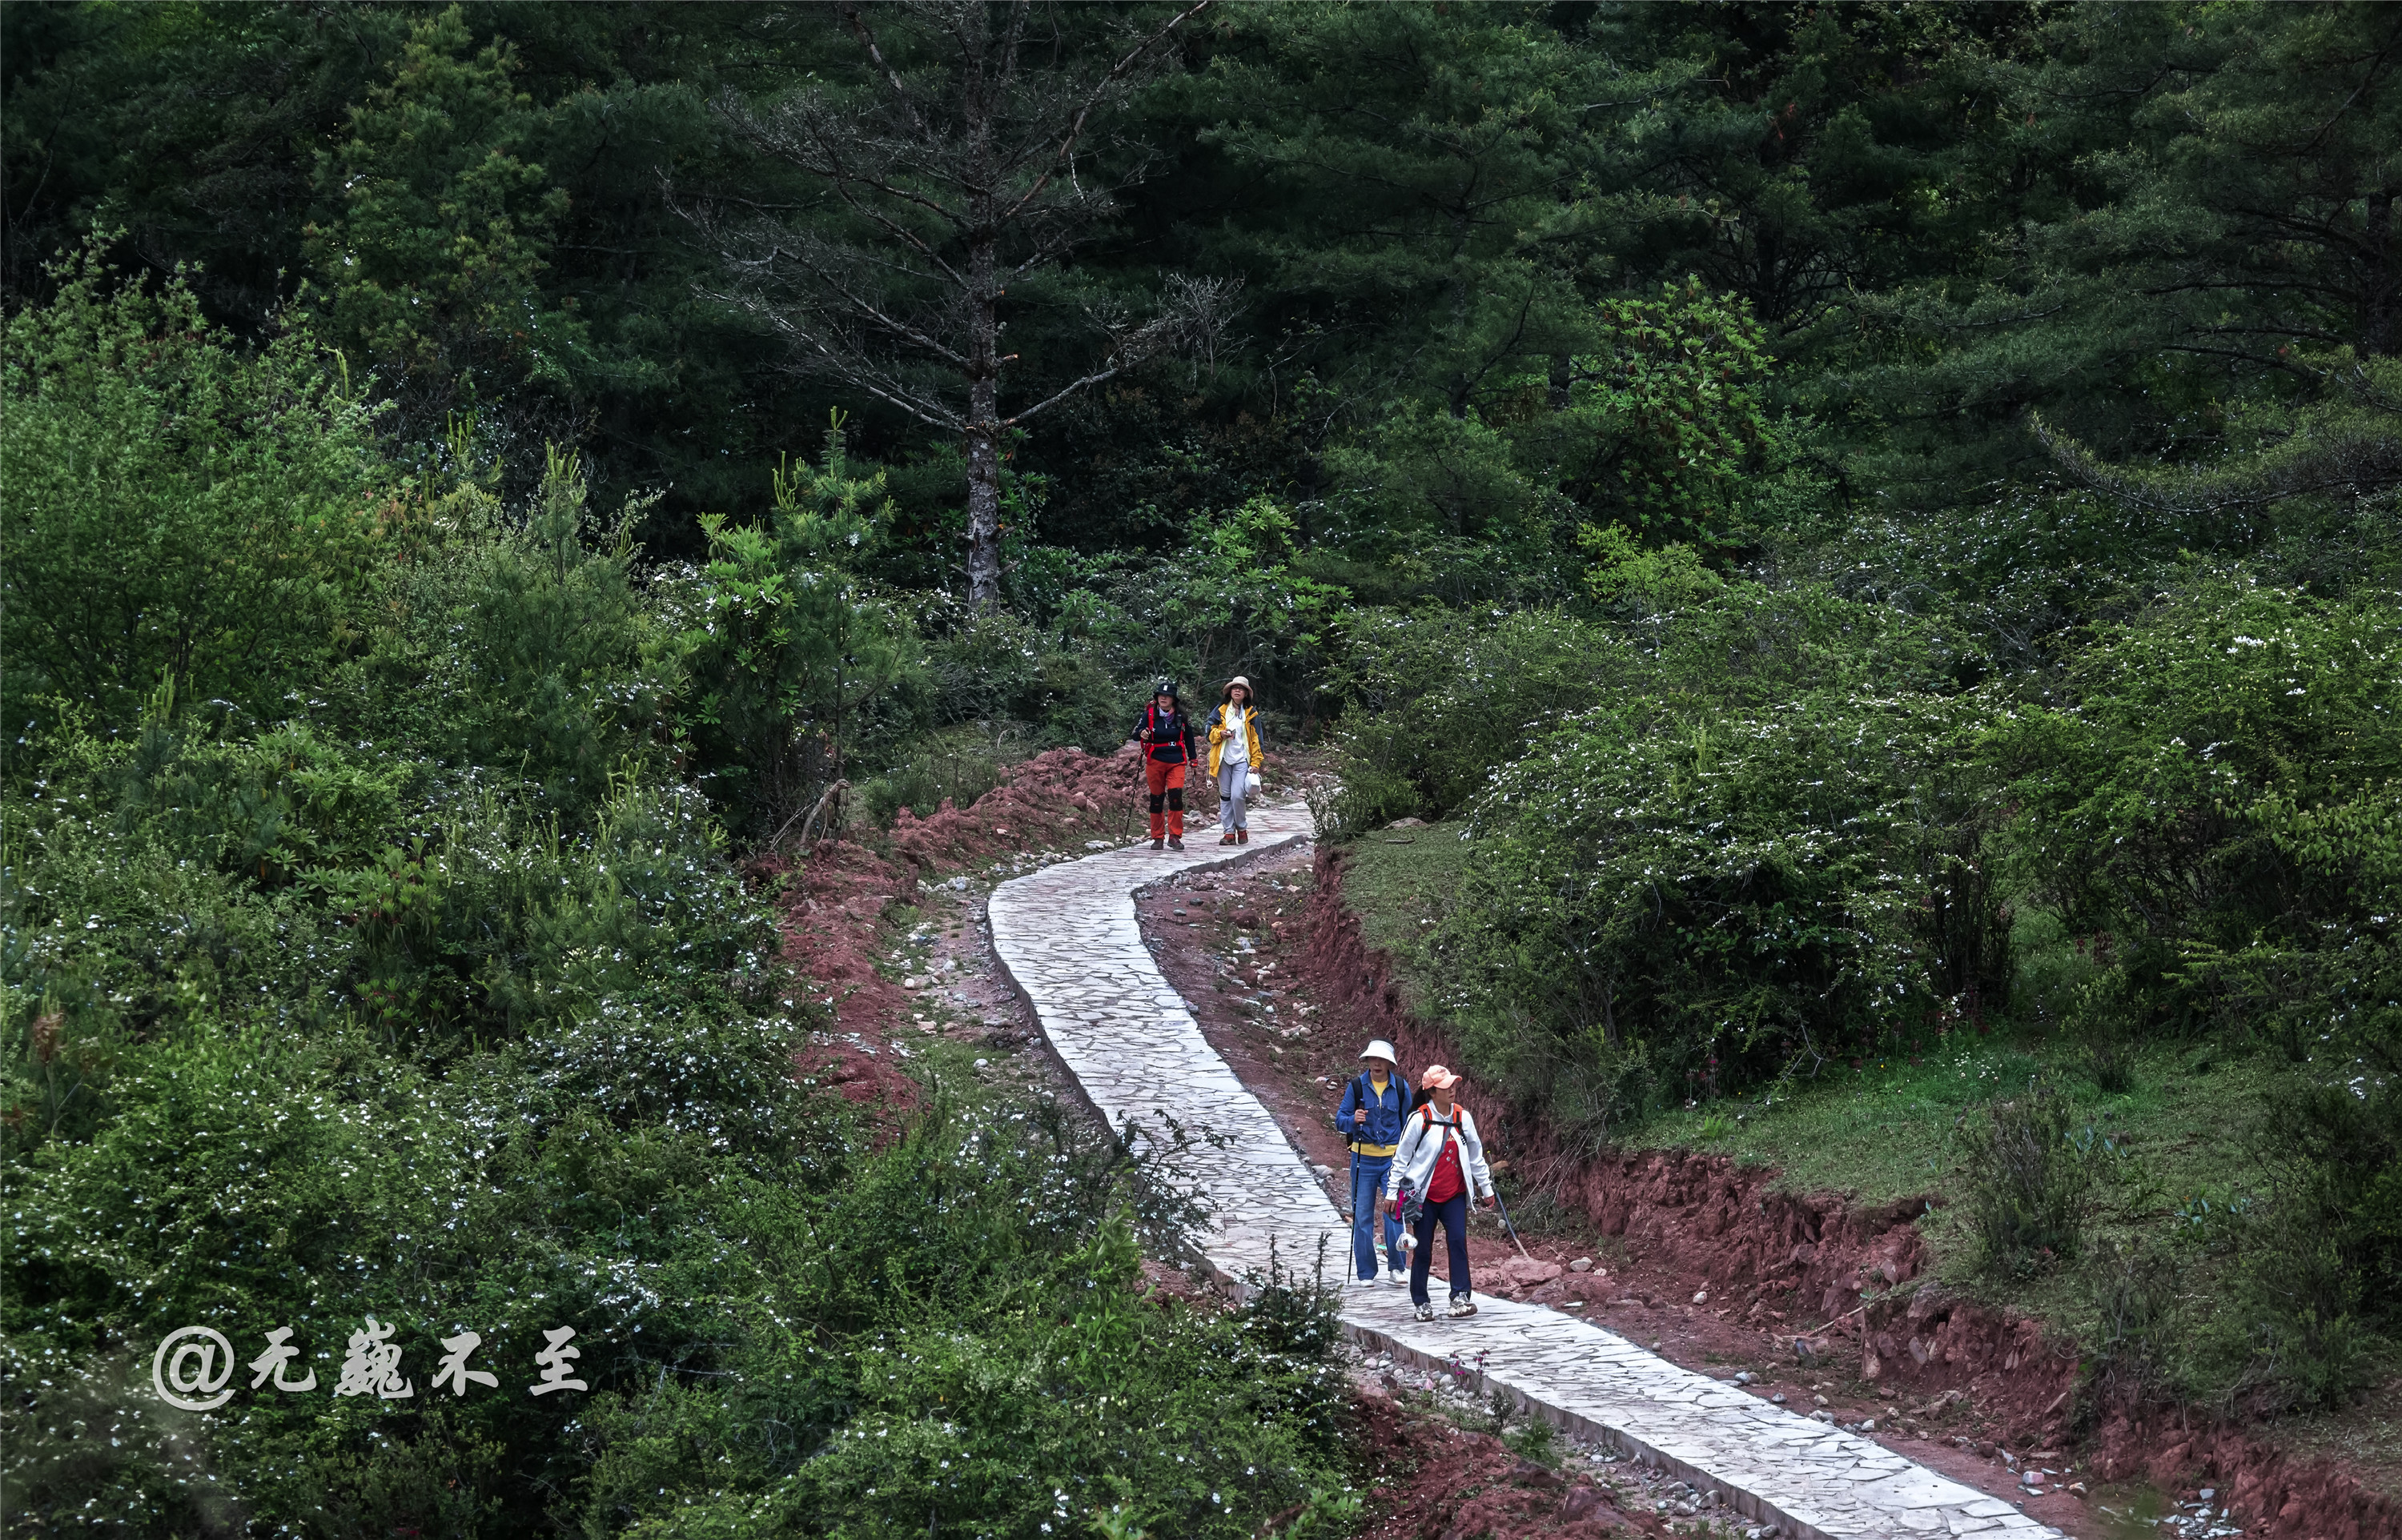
[1409,1191,1472,1305]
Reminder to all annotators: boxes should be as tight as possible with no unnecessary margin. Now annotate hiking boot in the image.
[1448,1297,1478,1318]
[1413,1303,1436,1323]
[1219,832,1236,844]
[1150,837,1165,852]
[1236,829,1249,844]
[1167,837,1184,851]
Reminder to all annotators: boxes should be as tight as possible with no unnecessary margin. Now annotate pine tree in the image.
[689,0,1231,608]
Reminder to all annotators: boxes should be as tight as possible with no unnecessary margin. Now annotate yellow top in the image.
[1207,703,1265,776]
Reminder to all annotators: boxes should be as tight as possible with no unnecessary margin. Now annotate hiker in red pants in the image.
[1134,680,1197,851]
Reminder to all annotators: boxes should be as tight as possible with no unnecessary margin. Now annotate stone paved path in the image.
[988,813,2061,1540]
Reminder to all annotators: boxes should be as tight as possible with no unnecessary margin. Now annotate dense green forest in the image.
[5,0,2400,1533]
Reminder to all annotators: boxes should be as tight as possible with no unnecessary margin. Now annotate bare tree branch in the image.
[681,1,1226,607]
[1006,275,1244,426]
[995,0,1215,229]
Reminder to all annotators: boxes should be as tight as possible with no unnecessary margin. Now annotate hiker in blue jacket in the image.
[1336,1040,1415,1285]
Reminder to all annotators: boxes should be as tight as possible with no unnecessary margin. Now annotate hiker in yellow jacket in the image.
[1207,676,1266,845]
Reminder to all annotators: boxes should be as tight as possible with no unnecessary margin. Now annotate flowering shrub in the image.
[2,280,1344,1535]
[1438,687,1997,1141]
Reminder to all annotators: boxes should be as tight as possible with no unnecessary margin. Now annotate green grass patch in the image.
[1338,833,1473,1017]
[1335,835,2282,1322]
[1636,1043,2263,1208]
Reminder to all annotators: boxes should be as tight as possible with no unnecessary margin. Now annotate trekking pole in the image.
[1491,1189,1536,1262]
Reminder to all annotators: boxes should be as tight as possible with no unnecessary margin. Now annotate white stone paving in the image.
[988,812,2060,1540]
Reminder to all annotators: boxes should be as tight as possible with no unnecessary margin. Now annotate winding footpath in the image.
[988,810,2062,1540]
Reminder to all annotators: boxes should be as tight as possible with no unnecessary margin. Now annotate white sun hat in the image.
[1359,1039,1399,1065]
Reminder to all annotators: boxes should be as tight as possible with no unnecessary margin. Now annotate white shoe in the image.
[1447,1297,1478,1318]
[1384,1268,1409,1287]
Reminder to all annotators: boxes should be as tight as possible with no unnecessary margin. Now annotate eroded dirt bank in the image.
[1292,842,2402,1540]
[759,761,1682,1538]
[757,746,1170,1123]
[751,760,2394,1540]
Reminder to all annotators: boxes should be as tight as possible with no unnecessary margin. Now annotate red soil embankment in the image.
[755,746,1154,1116]
[761,745,1271,1119]
[1302,844,2402,1540]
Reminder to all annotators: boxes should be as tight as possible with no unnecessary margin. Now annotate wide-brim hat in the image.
[1225,675,1252,693]
[1419,1063,1460,1090]
[1359,1039,1398,1065]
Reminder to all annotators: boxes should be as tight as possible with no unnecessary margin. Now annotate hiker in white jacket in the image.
[1380,1065,1494,1321]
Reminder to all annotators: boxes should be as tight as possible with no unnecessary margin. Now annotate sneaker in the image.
[1448,1297,1478,1318]
[1385,1269,1409,1287]
[1236,829,1249,844]
[1150,837,1165,851]
[1413,1304,1436,1323]
[1167,837,1184,850]
[1219,832,1236,844]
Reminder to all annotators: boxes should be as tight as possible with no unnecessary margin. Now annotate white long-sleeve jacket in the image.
[1383,1102,1493,1203]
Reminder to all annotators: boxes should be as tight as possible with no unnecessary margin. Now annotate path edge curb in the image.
[986,826,2052,1540]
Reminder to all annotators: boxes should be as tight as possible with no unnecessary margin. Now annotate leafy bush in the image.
[4,692,769,1079]
[445,453,684,814]
[1961,1085,2093,1278]
[2171,1070,2400,1414]
[925,611,1127,752]
[1999,579,2402,968]
[856,724,1022,828]
[2,244,384,736]
[1326,583,1954,832]
[670,418,929,834]
[1422,684,2001,1141]
[566,1098,1350,1540]
[2079,1238,2185,1407]
[924,495,1348,754]
[2208,1224,2376,1417]
[1556,279,1816,551]
[2071,970,2145,1095]
[1324,606,1633,831]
